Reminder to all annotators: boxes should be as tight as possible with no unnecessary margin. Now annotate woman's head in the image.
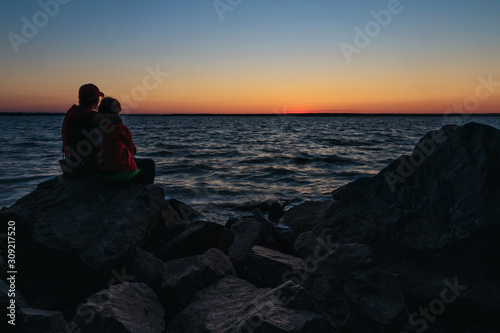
[98,97,122,114]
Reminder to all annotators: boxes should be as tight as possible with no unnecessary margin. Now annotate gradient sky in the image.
[1,0,499,114]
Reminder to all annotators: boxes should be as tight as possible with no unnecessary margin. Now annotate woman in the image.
[96,97,155,184]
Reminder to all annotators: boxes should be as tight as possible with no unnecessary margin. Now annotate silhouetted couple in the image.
[61,83,155,184]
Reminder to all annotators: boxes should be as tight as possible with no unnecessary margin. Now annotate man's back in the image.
[61,104,97,169]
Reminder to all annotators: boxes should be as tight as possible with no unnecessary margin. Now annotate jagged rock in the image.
[123,248,165,292]
[20,308,66,333]
[224,217,241,229]
[268,199,290,222]
[237,246,305,288]
[228,219,262,263]
[252,208,276,246]
[161,248,234,316]
[167,198,204,222]
[0,176,179,306]
[72,282,165,333]
[253,208,296,255]
[155,220,234,261]
[281,200,337,238]
[286,123,500,331]
[167,276,339,333]
[293,227,340,259]
[0,256,6,277]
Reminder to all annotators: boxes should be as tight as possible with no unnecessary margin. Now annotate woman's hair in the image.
[98,97,122,114]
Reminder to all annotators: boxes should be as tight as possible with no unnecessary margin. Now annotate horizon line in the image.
[1,111,500,117]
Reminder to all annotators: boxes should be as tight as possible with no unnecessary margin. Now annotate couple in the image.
[61,83,155,184]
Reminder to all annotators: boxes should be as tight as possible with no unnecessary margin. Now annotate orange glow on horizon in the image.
[1,68,499,114]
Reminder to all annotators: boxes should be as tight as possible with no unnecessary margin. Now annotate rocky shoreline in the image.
[1,122,499,332]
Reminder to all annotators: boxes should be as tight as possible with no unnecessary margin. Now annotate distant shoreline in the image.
[1,112,500,117]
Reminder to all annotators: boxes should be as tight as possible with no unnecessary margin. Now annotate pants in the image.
[133,158,155,184]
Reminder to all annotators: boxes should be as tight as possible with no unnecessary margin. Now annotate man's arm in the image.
[91,113,123,125]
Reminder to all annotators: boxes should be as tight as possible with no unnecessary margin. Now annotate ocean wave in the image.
[261,166,296,176]
[292,154,360,166]
[327,138,376,147]
[238,156,276,165]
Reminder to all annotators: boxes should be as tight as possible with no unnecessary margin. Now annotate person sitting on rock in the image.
[95,97,155,184]
[61,83,123,177]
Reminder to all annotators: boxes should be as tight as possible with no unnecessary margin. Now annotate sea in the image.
[1,114,499,224]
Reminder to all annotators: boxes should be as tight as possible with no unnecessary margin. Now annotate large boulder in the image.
[167,276,339,333]
[72,282,165,333]
[0,176,179,306]
[284,123,500,331]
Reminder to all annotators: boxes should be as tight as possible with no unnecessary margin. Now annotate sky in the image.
[1,0,500,114]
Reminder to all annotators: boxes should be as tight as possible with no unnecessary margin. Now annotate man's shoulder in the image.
[65,105,97,121]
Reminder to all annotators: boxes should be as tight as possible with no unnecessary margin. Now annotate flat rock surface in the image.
[73,282,165,333]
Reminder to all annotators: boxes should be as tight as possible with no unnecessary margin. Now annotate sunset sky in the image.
[1,0,499,114]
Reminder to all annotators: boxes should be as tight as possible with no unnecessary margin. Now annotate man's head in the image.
[78,83,104,108]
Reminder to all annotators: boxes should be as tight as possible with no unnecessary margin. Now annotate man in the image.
[61,83,122,176]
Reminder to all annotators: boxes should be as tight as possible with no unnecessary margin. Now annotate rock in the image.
[252,208,276,246]
[268,199,290,222]
[285,123,500,331]
[224,217,241,229]
[228,220,303,286]
[0,256,6,277]
[122,248,165,292]
[0,176,179,306]
[20,308,66,333]
[167,198,204,222]
[253,208,296,255]
[167,276,339,333]
[237,246,305,288]
[293,226,339,259]
[281,200,337,238]
[309,244,405,332]
[161,248,234,316]
[228,219,262,263]
[72,282,165,333]
[155,220,234,261]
